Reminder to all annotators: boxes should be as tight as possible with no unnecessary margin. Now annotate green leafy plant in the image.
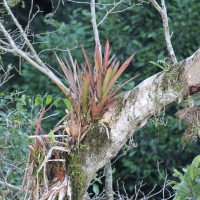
[56,40,138,142]
[0,91,38,199]
[169,155,200,200]
[88,173,103,197]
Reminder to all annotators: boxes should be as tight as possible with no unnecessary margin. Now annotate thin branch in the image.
[66,0,91,4]
[25,6,42,33]
[110,3,142,13]
[91,0,101,47]
[0,1,73,99]
[0,39,11,47]
[98,0,147,24]
[0,180,23,192]
[0,74,15,87]
[52,0,62,15]
[91,1,115,199]
[3,0,46,65]
[3,0,34,54]
[0,64,15,87]
[0,46,15,52]
[149,0,177,64]
[97,0,123,27]
[65,1,122,6]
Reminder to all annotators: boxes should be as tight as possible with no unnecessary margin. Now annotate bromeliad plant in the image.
[23,41,138,200]
[56,40,138,142]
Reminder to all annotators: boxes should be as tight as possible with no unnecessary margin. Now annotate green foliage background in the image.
[1,0,200,198]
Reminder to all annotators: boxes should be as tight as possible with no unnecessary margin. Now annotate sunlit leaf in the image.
[60,142,69,147]
[46,95,53,105]
[92,184,99,195]
[149,61,165,70]
[63,98,71,109]
[54,98,60,108]
[34,95,43,106]
[49,130,55,143]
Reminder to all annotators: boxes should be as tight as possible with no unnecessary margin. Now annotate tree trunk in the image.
[66,48,200,199]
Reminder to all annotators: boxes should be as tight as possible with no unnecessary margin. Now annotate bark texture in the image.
[105,161,113,200]
[74,48,200,199]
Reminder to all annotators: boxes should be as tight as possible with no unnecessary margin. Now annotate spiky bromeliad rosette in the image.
[55,40,138,144]
[24,40,138,200]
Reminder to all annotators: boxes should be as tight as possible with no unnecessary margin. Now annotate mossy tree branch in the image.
[77,48,200,198]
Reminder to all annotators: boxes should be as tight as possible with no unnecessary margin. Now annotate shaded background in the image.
[1,0,200,198]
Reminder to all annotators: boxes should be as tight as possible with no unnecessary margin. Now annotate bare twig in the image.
[97,0,123,26]
[0,179,23,192]
[149,0,177,64]
[0,39,11,47]
[0,45,15,52]
[0,65,15,87]
[97,0,147,26]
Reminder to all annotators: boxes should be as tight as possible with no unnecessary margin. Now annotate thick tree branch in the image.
[80,48,200,197]
[149,0,177,64]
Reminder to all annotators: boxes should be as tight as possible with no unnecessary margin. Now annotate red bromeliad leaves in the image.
[57,40,138,127]
[81,75,90,114]
[94,45,103,100]
[55,54,79,114]
[99,74,139,110]
[102,66,113,94]
[103,39,110,74]
[82,46,94,89]
[102,51,137,98]
[110,60,120,80]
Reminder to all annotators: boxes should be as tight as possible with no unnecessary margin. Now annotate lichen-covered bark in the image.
[67,49,200,199]
[67,123,111,200]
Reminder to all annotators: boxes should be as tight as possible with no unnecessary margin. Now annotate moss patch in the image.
[161,61,185,94]
[68,150,88,200]
[84,122,111,155]
[68,122,111,200]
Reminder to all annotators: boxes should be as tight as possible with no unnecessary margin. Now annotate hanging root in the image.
[99,122,110,139]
